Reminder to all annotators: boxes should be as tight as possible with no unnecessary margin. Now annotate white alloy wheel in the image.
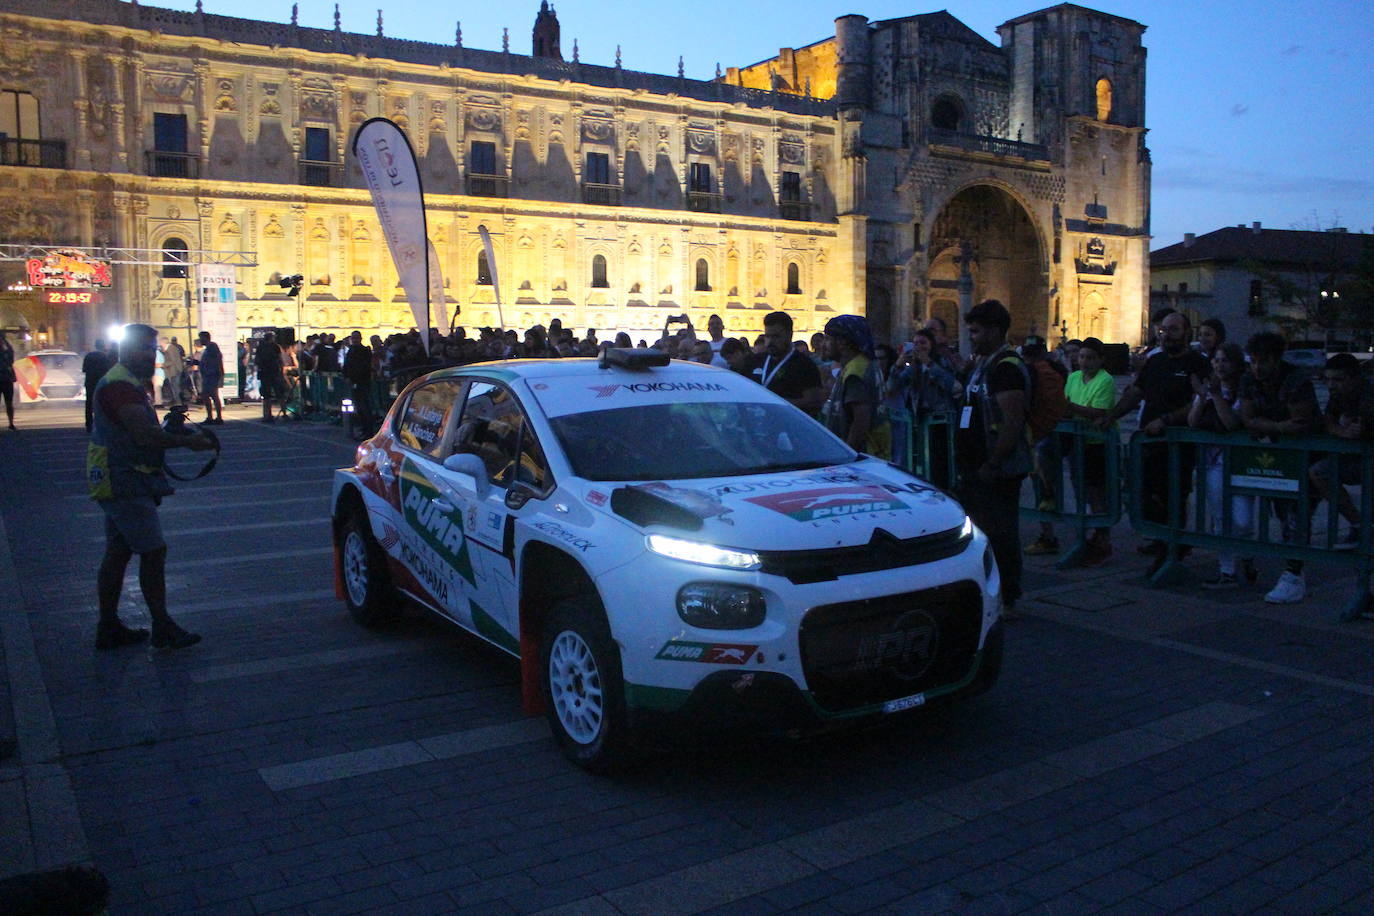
[343,528,371,607]
[547,629,604,744]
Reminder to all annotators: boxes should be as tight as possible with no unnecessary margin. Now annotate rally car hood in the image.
[594,461,965,552]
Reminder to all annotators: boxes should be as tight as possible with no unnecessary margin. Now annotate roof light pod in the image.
[599,347,670,371]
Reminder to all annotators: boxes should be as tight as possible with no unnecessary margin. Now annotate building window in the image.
[689,162,712,193]
[786,262,802,295]
[153,113,188,152]
[695,259,711,292]
[0,90,41,140]
[1095,78,1113,122]
[470,141,498,176]
[1248,279,1265,315]
[149,112,194,177]
[591,254,609,288]
[162,237,189,279]
[585,151,611,185]
[477,251,492,285]
[301,126,333,185]
[781,171,802,202]
[931,95,963,131]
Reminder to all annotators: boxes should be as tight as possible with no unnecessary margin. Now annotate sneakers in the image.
[150,621,202,650]
[1264,571,1306,605]
[95,620,149,650]
[1025,536,1060,556]
[1202,573,1239,590]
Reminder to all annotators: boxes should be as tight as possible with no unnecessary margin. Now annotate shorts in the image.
[99,496,166,554]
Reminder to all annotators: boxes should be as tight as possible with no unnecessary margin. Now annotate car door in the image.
[431,379,553,654]
[388,377,481,624]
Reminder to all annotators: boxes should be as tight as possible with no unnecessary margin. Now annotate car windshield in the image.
[549,401,856,481]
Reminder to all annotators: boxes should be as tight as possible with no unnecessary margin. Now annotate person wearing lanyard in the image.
[754,311,823,417]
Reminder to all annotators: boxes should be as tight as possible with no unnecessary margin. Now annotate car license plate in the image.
[882,692,926,714]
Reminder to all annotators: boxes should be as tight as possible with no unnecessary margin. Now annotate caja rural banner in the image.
[352,117,432,352]
[196,263,239,400]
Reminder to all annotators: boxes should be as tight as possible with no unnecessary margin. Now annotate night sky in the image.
[143,0,1374,247]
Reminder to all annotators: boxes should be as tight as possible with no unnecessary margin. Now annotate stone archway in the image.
[926,183,1046,339]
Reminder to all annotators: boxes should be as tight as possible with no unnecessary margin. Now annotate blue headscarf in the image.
[823,315,876,359]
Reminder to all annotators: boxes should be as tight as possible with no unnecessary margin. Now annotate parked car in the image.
[330,349,1003,770]
[14,349,86,403]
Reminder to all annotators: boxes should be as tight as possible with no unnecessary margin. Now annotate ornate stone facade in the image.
[0,1,1148,348]
[733,7,1152,343]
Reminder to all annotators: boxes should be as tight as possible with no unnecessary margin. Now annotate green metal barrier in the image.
[894,409,959,491]
[1020,419,1124,570]
[1127,427,1374,620]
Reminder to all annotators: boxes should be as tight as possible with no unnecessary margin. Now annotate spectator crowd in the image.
[87,303,1374,616]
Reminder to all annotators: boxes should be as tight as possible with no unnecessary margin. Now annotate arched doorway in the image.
[925,184,1046,340]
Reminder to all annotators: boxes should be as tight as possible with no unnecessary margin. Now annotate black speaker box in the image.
[276,327,296,347]
[1102,342,1130,375]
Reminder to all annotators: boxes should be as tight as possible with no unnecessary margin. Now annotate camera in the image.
[667,314,690,325]
[278,274,304,296]
[162,404,193,435]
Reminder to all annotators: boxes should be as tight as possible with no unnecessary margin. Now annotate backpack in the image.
[987,352,1066,444]
[1025,358,1068,442]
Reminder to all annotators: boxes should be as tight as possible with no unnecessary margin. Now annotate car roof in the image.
[424,356,733,382]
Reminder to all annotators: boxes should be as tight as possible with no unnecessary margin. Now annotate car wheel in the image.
[541,597,632,772]
[339,508,397,627]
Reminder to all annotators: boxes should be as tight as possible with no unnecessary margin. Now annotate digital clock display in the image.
[46,290,94,304]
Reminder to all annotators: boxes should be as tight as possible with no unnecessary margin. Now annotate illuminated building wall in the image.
[0,0,1148,349]
[0,0,858,348]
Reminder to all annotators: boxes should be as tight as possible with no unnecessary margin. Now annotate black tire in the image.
[540,596,632,773]
[339,507,398,628]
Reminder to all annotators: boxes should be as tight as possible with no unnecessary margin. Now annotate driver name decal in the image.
[746,486,908,522]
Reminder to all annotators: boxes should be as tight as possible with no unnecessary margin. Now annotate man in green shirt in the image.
[1032,337,1116,564]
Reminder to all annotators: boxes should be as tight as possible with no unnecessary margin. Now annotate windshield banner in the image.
[526,371,776,418]
[352,117,430,352]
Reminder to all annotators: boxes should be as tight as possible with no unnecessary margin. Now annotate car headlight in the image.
[961,515,974,539]
[646,534,761,570]
[677,582,767,630]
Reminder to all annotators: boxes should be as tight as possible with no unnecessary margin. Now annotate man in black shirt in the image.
[1102,310,1211,568]
[956,299,1030,614]
[254,331,285,422]
[82,338,112,432]
[341,330,374,439]
[753,310,823,416]
[1240,332,1319,604]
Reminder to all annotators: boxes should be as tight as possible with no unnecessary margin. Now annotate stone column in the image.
[956,240,973,358]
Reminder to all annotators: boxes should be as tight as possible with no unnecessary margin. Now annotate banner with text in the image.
[352,117,431,352]
[197,263,238,399]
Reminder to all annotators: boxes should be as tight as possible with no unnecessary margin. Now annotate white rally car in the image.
[331,349,1002,770]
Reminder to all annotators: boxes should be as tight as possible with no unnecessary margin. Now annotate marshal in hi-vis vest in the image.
[87,363,174,501]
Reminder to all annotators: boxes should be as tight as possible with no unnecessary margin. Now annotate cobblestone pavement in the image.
[2,404,1372,914]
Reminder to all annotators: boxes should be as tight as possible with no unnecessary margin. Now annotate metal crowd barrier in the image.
[1127,428,1374,621]
[288,371,397,424]
[1020,419,1124,569]
[891,409,959,491]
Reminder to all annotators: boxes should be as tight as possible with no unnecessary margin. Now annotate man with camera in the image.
[87,324,214,650]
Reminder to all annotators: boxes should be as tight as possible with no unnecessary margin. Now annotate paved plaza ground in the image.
[2,402,1372,914]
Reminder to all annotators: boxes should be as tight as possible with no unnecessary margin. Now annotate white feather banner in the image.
[351,118,431,352]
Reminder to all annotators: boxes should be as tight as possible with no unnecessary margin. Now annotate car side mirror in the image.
[442,452,491,499]
[504,481,540,510]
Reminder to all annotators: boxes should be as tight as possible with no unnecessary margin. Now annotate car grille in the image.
[758,525,969,584]
[799,580,983,712]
